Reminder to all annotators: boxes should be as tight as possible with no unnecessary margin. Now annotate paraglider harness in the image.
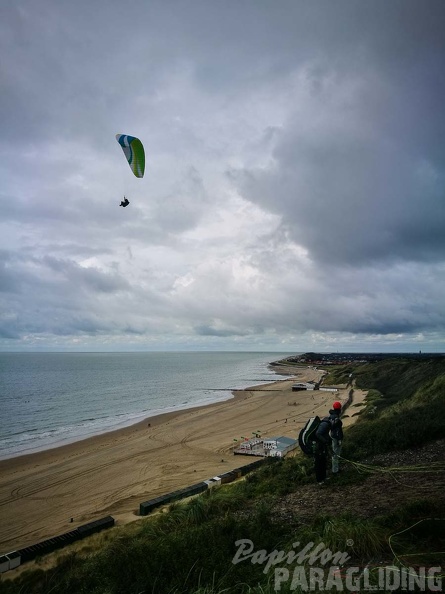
[298,415,339,456]
[120,197,130,207]
[298,416,321,456]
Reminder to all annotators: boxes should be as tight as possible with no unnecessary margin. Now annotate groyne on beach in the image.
[0,362,366,556]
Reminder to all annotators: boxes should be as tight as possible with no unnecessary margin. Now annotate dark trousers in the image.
[314,442,328,483]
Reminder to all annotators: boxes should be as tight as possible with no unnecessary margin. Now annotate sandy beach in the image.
[0,364,365,554]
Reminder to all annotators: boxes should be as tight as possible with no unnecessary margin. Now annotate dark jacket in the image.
[315,417,332,445]
[315,409,343,444]
[329,409,343,440]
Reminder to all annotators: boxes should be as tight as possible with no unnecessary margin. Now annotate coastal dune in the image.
[0,365,365,553]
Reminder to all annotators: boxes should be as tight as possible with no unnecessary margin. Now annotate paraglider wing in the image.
[115,134,145,178]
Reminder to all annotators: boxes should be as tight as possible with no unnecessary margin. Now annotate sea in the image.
[0,351,295,461]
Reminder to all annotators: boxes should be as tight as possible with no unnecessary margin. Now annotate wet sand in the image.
[0,364,365,553]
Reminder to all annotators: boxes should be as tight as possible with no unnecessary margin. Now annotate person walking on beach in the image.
[314,401,343,485]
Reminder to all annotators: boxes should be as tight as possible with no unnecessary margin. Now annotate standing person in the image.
[314,401,344,485]
[314,415,332,485]
[330,401,343,474]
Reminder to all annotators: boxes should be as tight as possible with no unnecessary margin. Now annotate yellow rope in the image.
[388,518,445,579]
[336,458,445,579]
[339,455,445,475]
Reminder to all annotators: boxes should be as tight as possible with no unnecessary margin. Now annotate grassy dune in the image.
[1,355,445,594]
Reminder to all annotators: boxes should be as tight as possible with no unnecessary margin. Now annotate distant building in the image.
[262,436,298,458]
[292,382,316,391]
[233,436,298,458]
[238,438,262,451]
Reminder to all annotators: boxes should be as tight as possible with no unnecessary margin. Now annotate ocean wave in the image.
[0,352,293,460]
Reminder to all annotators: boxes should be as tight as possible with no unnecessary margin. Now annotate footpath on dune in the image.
[235,439,445,525]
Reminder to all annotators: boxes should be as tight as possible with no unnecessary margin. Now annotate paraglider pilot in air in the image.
[115,134,145,207]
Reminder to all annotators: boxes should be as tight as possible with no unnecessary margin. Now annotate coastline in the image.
[0,363,365,553]
[0,388,238,463]
[0,352,295,462]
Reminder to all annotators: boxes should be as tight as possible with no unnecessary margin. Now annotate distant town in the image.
[277,352,445,366]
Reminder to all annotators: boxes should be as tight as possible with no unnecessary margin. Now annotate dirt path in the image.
[270,439,445,525]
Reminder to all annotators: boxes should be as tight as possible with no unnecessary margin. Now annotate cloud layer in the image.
[1,0,444,351]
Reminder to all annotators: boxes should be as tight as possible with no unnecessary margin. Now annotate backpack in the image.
[330,415,343,440]
[298,416,321,456]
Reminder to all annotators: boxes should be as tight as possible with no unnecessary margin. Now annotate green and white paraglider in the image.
[115,134,145,207]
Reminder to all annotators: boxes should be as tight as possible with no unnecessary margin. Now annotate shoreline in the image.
[0,381,249,472]
[0,389,238,463]
[0,357,295,463]
[0,363,295,464]
[0,363,365,553]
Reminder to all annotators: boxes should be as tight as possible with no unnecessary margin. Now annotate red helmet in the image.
[333,401,342,410]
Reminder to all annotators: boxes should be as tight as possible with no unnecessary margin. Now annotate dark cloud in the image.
[1,0,444,351]
[194,324,248,338]
[232,40,445,266]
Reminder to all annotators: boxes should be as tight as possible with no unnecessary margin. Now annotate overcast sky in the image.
[1,0,444,352]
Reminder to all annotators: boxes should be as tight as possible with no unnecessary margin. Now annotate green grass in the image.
[353,358,445,408]
[2,356,445,594]
[343,372,445,459]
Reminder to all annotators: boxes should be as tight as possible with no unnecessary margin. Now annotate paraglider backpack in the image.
[298,416,321,456]
[330,415,342,440]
